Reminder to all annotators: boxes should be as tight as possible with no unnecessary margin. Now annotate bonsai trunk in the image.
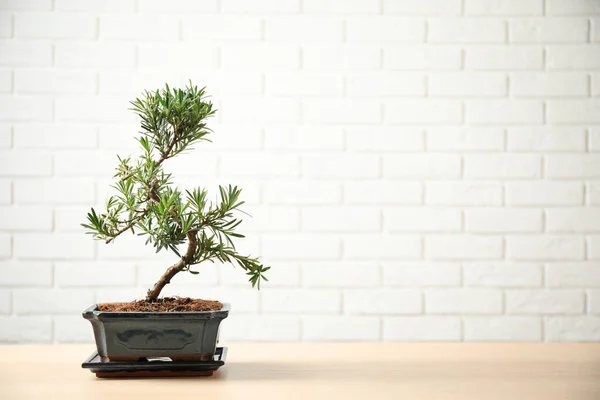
[146,231,198,302]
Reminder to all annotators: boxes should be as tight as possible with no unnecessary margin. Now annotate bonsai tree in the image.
[82,82,269,302]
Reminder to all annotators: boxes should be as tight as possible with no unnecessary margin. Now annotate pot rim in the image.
[83,303,230,320]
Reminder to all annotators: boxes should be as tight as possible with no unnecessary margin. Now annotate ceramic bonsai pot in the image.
[83,303,230,362]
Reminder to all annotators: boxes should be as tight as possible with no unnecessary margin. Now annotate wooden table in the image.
[1,343,599,399]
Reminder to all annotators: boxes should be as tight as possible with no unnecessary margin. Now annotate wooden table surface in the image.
[0,343,599,400]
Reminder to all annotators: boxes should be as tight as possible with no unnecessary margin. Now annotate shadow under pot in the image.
[82,303,230,362]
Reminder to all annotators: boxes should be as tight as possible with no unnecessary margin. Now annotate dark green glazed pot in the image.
[83,303,229,362]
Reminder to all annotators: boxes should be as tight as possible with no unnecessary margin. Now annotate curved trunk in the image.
[145,231,198,301]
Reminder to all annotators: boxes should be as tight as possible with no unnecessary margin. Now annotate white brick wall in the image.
[1,0,599,343]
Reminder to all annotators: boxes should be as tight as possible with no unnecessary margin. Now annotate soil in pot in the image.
[97,297,223,312]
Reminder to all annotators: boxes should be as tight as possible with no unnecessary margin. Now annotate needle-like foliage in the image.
[82,82,270,301]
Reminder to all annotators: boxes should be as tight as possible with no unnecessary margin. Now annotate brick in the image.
[466,46,543,70]
[548,100,600,123]
[510,18,588,43]
[426,288,503,314]
[510,72,588,97]
[57,96,133,123]
[383,317,462,341]
[507,127,586,151]
[507,289,585,314]
[429,72,506,97]
[264,181,341,205]
[304,100,380,124]
[383,263,461,286]
[466,0,542,15]
[220,154,298,178]
[429,18,506,43]
[425,236,503,260]
[0,233,9,258]
[303,0,379,14]
[14,178,95,204]
[303,207,380,232]
[55,263,136,287]
[0,125,9,147]
[506,182,583,206]
[384,45,461,70]
[592,73,600,96]
[546,263,600,287]
[0,41,51,66]
[302,262,380,287]
[0,262,52,286]
[0,0,51,10]
[465,208,542,233]
[262,289,340,313]
[222,262,299,287]
[15,13,96,39]
[56,0,135,11]
[100,15,178,41]
[13,124,97,149]
[384,0,461,15]
[0,288,9,314]
[303,155,379,179]
[302,316,380,340]
[347,127,423,151]
[546,0,600,15]
[263,234,341,260]
[385,100,462,124]
[426,127,504,151]
[184,16,261,42]
[209,124,262,150]
[0,13,10,38]
[138,0,217,12]
[304,45,380,70]
[54,206,85,232]
[0,96,52,121]
[266,17,343,42]
[345,289,421,314]
[464,263,542,287]
[54,151,117,177]
[239,206,298,232]
[546,155,600,178]
[0,151,52,176]
[97,234,193,260]
[384,154,460,179]
[95,288,147,303]
[0,317,52,343]
[589,182,600,205]
[14,234,94,260]
[344,235,421,260]
[98,71,184,95]
[547,46,600,69]
[0,206,52,231]
[384,208,461,232]
[55,43,135,68]
[507,236,585,260]
[547,208,600,232]
[426,182,503,206]
[344,181,422,205]
[466,100,543,124]
[13,288,94,314]
[223,316,300,341]
[545,317,600,341]
[265,126,344,151]
[346,17,424,43]
[0,70,11,92]
[266,72,343,96]
[221,0,299,13]
[222,44,299,70]
[347,72,426,96]
[15,69,96,95]
[221,98,299,123]
[464,154,541,178]
[464,317,541,341]
[591,290,600,314]
[54,316,92,343]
